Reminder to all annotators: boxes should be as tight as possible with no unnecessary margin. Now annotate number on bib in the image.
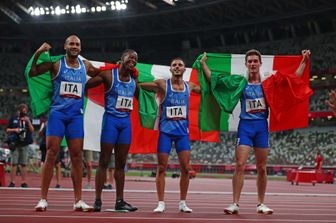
[116,96,133,111]
[60,81,82,98]
[246,97,266,113]
[166,106,187,119]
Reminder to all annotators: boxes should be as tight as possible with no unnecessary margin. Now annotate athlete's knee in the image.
[98,159,109,170]
[179,164,191,175]
[46,147,59,158]
[113,160,126,171]
[46,149,58,163]
[70,151,82,165]
[157,164,167,175]
[235,161,246,173]
[256,163,267,175]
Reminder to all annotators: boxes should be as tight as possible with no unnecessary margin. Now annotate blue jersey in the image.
[104,68,136,118]
[240,83,268,120]
[160,79,190,136]
[50,56,86,115]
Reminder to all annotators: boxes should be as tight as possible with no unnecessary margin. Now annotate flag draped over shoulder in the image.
[24,52,63,116]
[24,52,312,153]
[192,53,313,132]
[24,53,219,154]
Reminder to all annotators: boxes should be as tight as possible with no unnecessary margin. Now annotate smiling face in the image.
[64,35,81,59]
[245,54,262,76]
[170,58,186,77]
[121,50,138,71]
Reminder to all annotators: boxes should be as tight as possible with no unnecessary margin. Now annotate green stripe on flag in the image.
[193,53,246,132]
[24,52,63,117]
[136,63,159,129]
[137,63,156,82]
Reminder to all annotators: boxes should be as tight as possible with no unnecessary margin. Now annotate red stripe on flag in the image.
[189,68,219,142]
[87,84,105,107]
[267,56,312,131]
[130,98,159,154]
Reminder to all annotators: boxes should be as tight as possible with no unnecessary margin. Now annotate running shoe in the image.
[35,199,48,211]
[93,199,102,212]
[257,203,273,214]
[179,200,192,213]
[115,199,138,212]
[153,201,165,213]
[224,203,239,214]
[73,200,94,212]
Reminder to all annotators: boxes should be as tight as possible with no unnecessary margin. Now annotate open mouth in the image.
[128,62,136,68]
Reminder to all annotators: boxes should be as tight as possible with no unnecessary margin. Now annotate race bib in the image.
[246,97,266,113]
[60,81,82,98]
[116,96,133,111]
[166,106,187,119]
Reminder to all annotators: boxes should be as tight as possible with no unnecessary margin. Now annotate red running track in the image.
[0,173,335,223]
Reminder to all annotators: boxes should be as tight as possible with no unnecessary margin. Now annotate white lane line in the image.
[1,215,336,222]
[1,209,336,215]
[1,188,335,197]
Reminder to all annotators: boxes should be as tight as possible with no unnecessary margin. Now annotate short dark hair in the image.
[170,57,184,65]
[121,49,137,61]
[17,103,28,111]
[245,49,262,63]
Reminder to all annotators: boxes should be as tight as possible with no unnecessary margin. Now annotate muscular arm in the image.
[84,60,101,77]
[200,52,211,83]
[138,79,166,95]
[188,82,201,94]
[29,42,58,78]
[295,50,310,77]
[85,70,109,90]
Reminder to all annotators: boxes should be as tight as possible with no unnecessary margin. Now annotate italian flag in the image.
[84,62,219,153]
[24,52,312,154]
[193,53,313,132]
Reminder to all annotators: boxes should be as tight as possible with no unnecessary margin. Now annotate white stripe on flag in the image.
[151,65,192,81]
[83,99,104,152]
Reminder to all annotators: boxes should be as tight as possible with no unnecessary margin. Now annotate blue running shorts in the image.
[157,132,190,154]
[47,110,84,139]
[101,113,131,145]
[237,119,269,148]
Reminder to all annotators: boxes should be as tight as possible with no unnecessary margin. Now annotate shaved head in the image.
[65,35,81,44]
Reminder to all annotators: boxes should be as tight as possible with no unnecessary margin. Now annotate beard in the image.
[66,49,79,59]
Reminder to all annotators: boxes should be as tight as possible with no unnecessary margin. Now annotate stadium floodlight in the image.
[55,6,61,15]
[75,4,81,14]
[162,0,176,6]
[27,1,128,16]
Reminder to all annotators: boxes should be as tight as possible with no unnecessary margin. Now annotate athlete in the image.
[139,57,203,213]
[86,49,138,212]
[30,35,100,211]
[200,49,310,215]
